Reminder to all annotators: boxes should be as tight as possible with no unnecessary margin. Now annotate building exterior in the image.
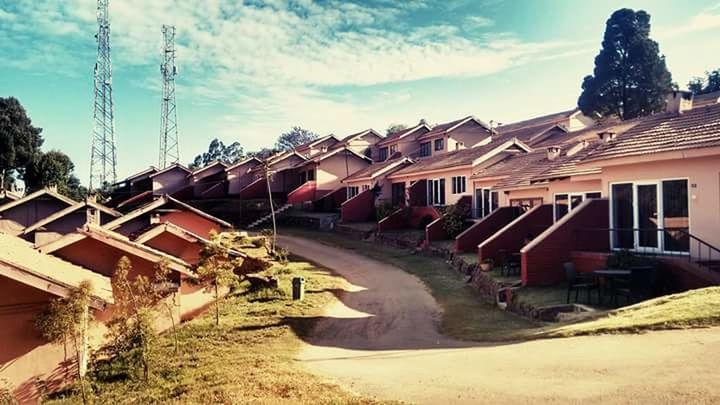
[0,187,77,235]
[21,199,122,245]
[150,163,193,196]
[226,157,263,195]
[189,161,228,199]
[375,123,432,162]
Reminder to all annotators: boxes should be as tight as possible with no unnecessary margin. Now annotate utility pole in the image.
[89,0,117,191]
[159,24,179,168]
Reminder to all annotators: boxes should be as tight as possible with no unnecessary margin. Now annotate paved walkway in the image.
[279,235,720,404]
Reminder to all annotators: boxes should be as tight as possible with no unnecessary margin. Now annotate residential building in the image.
[374,123,432,162]
[0,187,77,235]
[21,198,122,245]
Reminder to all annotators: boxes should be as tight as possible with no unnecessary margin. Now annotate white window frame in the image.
[451,176,466,194]
[347,186,360,199]
[552,191,601,222]
[474,188,499,218]
[427,178,446,206]
[609,178,690,255]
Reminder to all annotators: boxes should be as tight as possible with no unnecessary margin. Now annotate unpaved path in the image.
[279,235,720,404]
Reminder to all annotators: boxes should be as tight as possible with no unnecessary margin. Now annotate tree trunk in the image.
[78,305,89,378]
[166,295,179,355]
[265,169,278,251]
[72,334,88,405]
[214,282,220,326]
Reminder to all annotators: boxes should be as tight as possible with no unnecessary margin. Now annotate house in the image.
[0,187,77,235]
[150,163,193,197]
[414,116,493,157]
[287,147,373,207]
[189,161,228,199]
[108,166,158,208]
[21,198,122,245]
[294,134,340,158]
[375,122,433,162]
[102,195,232,238]
[335,129,384,160]
[226,157,263,195]
[494,108,595,135]
[134,221,245,266]
[239,151,308,199]
[0,233,113,401]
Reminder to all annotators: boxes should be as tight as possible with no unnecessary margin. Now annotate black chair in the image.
[565,262,599,304]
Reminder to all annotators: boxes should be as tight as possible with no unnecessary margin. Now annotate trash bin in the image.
[292,277,305,301]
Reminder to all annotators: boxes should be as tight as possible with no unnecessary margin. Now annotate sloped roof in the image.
[121,166,158,184]
[495,109,577,133]
[294,134,340,152]
[0,187,77,214]
[339,129,383,144]
[134,222,245,258]
[296,146,373,168]
[0,233,113,307]
[343,157,414,182]
[149,163,192,178]
[0,190,21,202]
[103,195,232,231]
[389,137,531,178]
[585,103,720,162]
[39,225,193,276]
[417,116,490,141]
[225,156,262,172]
[191,160,228,177]
[692,91,720,108]
[376,123,432,146]
[496,123,568,147]
[22,200,122,235]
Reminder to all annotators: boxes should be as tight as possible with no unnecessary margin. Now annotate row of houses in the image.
[0,187,236,401]
[107,90,720,288]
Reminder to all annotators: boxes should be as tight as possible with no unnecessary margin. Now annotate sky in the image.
[1,0,720,184]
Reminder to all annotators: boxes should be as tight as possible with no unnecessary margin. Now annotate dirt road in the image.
[279,235,720,404]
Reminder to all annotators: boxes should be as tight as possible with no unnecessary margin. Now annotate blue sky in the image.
[1,0,720,183]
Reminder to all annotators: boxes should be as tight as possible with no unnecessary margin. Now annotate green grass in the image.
[281,228,538,341]
[529,286,720,338]
[46,243,393,405]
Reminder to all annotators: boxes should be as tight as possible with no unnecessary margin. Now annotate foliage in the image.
[190,138,244,169]
[246,147,279,160]
[275,126,319,151]
[23,150,87,199]
[687,68,720,95]
[442,203,470,238]
[101,257,161,382]
[374,201,394,221]
[251,237,266,248]
[236,256,272,276]
[578,9,673,120]
[386,123,407,135]
[0,97,44,189]
[196,232,241,326]
[0,379,16,405]
[270,247,289,265]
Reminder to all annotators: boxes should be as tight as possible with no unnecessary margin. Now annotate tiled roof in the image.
[495,109,576,133]
[22,200,122,234]
[339,129,383,144]
[343,157,413,182]
[417,116,490,141]
[692,91,720,108]
[294,134,339,152]
[473,149,549,187]
[585,103,720,162]
[376,124,432,146]
[0,233,114,305]
[0,187,77,213]
[496,122,567,146]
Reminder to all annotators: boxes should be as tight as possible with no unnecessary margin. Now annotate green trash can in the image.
[292,277,305,301]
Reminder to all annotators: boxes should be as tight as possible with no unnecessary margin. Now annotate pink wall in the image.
[144,233,203,266]
[454,206,521,252]
[227,161,261,195]
[2,198,70,230]
[287,181,317,204]
[159,211,221,239]
[152,169,190,196]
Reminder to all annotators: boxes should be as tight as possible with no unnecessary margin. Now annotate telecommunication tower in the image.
[159,24,179,168]
[89,0,117,190]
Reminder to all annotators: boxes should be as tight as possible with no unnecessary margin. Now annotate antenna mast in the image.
[159,24,179,168]
[89,0,117,191]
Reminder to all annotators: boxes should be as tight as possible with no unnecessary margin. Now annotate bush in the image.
[271,248,289,265]
[375,202,394,221]
[442,203,470,238]
[235,257,272,277]
[251,238,266,248]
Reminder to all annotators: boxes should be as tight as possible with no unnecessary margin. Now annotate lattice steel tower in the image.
[159,24,179,168]
[89,0,117,191]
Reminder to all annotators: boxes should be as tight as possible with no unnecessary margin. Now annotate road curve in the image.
[279,234,720,404]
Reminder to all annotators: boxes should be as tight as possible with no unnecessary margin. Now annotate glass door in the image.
[635,183,659,251]
[473,188,482,218]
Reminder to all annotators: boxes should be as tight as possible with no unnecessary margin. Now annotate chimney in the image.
[150,213,161,224]
[546,146,561,161]
[85,208,100,226]
[597,131,616,144]
[665,90,693,114]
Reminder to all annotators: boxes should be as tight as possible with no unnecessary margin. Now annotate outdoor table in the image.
[593,269,631,305]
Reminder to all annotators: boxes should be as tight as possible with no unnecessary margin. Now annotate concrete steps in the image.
[247,203,293,229]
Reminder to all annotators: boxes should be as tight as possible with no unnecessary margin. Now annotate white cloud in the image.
[465,15,495,28]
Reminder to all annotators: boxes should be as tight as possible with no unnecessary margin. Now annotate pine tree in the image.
[578,9,673,120]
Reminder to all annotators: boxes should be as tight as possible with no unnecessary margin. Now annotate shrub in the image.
[251,238,266,248]
[442,203,470,238]
[375,202,394,221]
[235,257,272,276]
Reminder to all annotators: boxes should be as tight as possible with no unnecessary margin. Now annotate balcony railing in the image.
[575,227,720,273]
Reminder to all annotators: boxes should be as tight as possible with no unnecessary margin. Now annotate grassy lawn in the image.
[280,228,539,341]
[47,239,391,405]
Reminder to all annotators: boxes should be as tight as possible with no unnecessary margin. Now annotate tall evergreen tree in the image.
[578,9,673,120]
[0,97,44,188]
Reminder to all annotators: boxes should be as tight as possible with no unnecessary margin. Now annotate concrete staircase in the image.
[247,203,293,229]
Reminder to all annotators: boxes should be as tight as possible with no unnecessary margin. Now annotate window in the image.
[434,138,444,151]
[347,186,359,199]
[389,144,398,156]
[510,198,542,212]
[553,191,601,221]
[427,178,446,206]
[420,142,431,157]
[451,176,466,194]
[610,179,689,253]
[474,188,498,218]
[455,142,464,150]
[307,169,315,181]
[391,182,406,207]
[362,184,370,192]
[378,147,388,161]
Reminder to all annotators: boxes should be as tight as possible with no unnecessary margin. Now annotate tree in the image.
[190,138,244,170]
[24,150,87,199]
[196,232,241,326]
[688,68,720,95]
[578,9,673,120]
[0,97,44,189]
[386,124,407,135]
[247,147,279,160]
[153,259,179,354]
[275,126,318,151]
[35,281,93,403]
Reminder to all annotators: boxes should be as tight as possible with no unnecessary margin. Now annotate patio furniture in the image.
[565,262,599,304]
[612,266,658,305]
[593,269,631,306]
[498,250,521,277]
